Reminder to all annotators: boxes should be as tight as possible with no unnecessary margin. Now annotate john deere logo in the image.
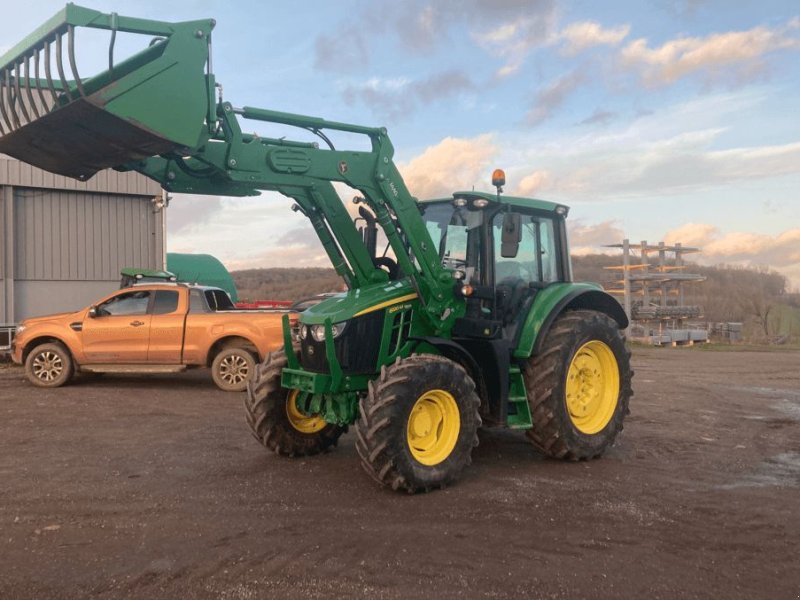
[338,161,348,175]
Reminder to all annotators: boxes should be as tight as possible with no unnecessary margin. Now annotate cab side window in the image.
[189,289,209,313]
[97,291,151,316]
[152,291,179,315]
[493,213,560,284]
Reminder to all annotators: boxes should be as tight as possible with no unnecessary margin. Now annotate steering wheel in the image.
[374,256,399,280]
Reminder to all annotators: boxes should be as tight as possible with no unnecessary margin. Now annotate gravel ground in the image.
[0,347,798,599]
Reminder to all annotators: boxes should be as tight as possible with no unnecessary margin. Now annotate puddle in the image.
[720,453,800,489]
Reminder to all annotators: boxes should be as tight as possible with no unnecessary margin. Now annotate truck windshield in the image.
[421,202,485,283]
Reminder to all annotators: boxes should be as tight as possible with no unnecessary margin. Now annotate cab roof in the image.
[418,191,565,214]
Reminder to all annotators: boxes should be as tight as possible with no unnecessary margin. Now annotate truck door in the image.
[82,290,153,363]
[147,290,185,363]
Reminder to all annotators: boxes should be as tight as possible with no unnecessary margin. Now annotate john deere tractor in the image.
[0,5,632,492]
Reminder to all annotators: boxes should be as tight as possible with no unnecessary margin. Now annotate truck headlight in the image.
[15,324,26,334]
[310,321,347,342]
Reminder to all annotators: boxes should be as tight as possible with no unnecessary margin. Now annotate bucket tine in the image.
[54,32,73,102]
[13,63,31,126]
[43,41,59,108]
[23,57,40,121]
[3,67,20,130]
[0,72,11,133]
[66,25,85,97]
[33,48,50,115]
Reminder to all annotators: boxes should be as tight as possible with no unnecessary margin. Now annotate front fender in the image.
[513,283,628,360]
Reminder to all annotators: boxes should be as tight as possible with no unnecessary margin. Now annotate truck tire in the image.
[212,347,256,392]
[244,349,344,456]
[355,354,481,493]
[523,309,632,460]
[24,342,74,388]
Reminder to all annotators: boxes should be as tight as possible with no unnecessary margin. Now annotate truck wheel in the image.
[355,354,481,493]
[24,343,74,388]
[523,309,632,460]
[244,349,344,456]
[212,347,256,392]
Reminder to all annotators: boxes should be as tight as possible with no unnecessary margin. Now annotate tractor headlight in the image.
[310,321,347,342]
[299,324,308,340]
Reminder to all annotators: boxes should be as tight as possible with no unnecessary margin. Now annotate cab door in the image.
[81,290,153,363]
[147,290,185,363]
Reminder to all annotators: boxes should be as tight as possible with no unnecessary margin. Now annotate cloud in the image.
[314,27,369,73]
[526,69,586,125]
[620,18,800,86]
[664,223,800,287]
[558,22,630,55]
[500,91,800,200]
[578,109,617,126]
[398,134,498,199]
[515,171,549,196]
[167,195,224,234]
[341,70,476,120]
[568,219,626,247]
[479,18,626,77]
[315,0,556,72]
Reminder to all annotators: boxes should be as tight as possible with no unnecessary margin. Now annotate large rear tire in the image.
[523,309,632,460]
[355,355,481,493]
[244,349,344,456]
[24,342,74,388]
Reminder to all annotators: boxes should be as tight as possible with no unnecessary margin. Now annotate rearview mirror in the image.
[501,212,521,258]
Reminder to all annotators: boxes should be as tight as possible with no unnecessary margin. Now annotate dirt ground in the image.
[0,347,798,600]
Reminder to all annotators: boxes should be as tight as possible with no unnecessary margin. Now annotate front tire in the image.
[212,347,256,392]
[24,342,74,388]
[244,349,344,456]
[355,355,481,493]
[523,310,632,460]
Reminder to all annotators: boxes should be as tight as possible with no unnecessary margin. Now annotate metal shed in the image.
[0,156,164,326]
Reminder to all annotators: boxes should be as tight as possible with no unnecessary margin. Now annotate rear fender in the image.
[513,283,628,360]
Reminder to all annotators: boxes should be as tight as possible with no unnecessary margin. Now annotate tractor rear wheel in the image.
[355,354,481,493]
[244,349,344,456]
[523,309,632,460]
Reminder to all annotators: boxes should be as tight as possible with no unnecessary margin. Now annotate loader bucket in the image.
[0,4,215,180]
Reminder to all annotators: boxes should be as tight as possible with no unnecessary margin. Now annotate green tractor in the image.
[0,5,632,493]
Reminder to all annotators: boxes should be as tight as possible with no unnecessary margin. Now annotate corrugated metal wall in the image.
[0,157,165,323]
[13,189,161,281]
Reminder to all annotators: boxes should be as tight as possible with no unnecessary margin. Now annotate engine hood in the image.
[299,280,418,325]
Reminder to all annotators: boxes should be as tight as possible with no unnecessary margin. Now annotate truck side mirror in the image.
[501,212,521,258]
[88,307,98,318]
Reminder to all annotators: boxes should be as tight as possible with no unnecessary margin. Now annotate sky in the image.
[1,0,799,289]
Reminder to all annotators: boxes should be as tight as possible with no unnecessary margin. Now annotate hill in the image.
[231,257,797,342]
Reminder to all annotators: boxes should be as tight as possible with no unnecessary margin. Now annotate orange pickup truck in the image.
[11,284,292,392]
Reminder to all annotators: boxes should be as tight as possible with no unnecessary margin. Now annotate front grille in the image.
[299,310,385,375]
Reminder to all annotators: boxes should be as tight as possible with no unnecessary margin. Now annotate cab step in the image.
[506,365,532,429]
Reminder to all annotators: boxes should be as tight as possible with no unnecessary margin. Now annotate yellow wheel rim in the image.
[285,390,327,434]
[406,389,460,466]
[565,340,620,434]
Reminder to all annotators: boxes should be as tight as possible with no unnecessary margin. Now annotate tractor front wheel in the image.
[355,354,481,493]
[523,309,632,460]
[244,349,344,456]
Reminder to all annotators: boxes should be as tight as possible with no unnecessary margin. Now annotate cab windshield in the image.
[420,202,485,284]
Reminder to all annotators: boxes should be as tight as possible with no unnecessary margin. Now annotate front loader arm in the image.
[0,3,460,330]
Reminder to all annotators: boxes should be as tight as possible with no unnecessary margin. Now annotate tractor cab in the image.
[419,171,571,340]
